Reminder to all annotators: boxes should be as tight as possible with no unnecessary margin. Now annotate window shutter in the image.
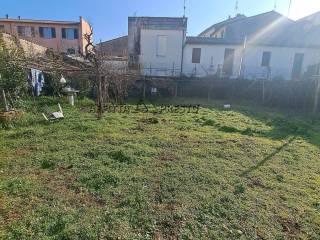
[192,48,201,63]
[261,51,271,67]
[62,28,66,39]
[17,26,23,36]
[74,29,79,39]
[51,28,56,38]
[39,27,44,38]
[31,27,35,37]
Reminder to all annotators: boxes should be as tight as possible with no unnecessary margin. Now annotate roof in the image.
[194,11,317,48]
[198,14,246,36]
[186,36,242,45]
[0,18,79,25]
[97,36,128,46]
[128,17,187,30]
[297,11,320,27]
[298,11,320,22]
[96,36,128,57]
[186,34,320,48]
[199,11,293,37]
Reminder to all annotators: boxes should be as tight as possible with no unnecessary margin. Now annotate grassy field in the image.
[1,97,320,239]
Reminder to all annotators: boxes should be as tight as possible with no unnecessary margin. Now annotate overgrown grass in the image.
[1,97,320,239]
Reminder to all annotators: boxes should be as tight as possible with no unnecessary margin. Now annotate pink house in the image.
[0,16,91,54]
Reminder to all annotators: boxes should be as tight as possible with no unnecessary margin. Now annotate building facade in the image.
[128,11,320,81]
[0,16,91,54]
[128,17,187,76]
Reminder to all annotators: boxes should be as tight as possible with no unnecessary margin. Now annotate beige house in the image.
[0,16,91,54]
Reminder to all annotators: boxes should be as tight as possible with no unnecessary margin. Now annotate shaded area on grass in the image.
[241,136,296,177]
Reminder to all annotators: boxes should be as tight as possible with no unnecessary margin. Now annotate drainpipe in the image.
[238,35,247,78]
[180,18,187,77]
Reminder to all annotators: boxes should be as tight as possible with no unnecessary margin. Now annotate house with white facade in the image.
[128,11,320,81]
[128,17,187,76]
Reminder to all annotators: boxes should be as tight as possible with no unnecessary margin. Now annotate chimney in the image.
[5,14,8,19]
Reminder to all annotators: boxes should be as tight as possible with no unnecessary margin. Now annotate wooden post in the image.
[262,78,265,105]
[2,90,9,112]
[175,80,178,97]
[143,76,146,100]
[207,77,213,101]
[173,63,175,76]
[313,77,320,114]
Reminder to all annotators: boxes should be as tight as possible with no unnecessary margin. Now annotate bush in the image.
[0,33,28,98]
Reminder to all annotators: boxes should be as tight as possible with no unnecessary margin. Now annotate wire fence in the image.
[136,76,320,112]
[138,62,298,81]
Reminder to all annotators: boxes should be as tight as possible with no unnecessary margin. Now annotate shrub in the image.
[0,33,28,98]
[234,184,246,194]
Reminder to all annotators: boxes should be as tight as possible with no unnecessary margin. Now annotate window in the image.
[67,48,76,54]
[223,48,235,76]
[39,27,56,39]
[17,26,35,37]
[0,25,4,33]
[261,51,271,67]
[192,48,201,63]
[220,30,225,38]
[62,28,79,40]
[292,53,304,80]
[156,35,167,57]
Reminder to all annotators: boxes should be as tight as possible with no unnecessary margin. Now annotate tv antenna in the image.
[287,0,292,17]
[183,0,186,17]
[274,0,278,10]
[235,0,239,15]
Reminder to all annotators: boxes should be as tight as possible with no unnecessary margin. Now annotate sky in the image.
[1,0,320,42]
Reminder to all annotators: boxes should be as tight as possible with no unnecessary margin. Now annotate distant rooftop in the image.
[199,11,293,37]
[186,36,242,45]
[0,17,80,25]
[128,16,187,30]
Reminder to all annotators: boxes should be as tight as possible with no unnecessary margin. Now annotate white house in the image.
[128,11,320,80]
[128,17,187,77]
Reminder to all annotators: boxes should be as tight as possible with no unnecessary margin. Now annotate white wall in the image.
[139,29,184,76]
[243,45,320,80]
[183,44,243,77]
[183,43,320,80]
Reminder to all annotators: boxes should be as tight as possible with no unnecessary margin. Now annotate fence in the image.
[135,76,320,112]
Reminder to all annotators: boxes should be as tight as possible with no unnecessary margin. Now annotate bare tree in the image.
[81,25,138,118]
[1,26,138,118]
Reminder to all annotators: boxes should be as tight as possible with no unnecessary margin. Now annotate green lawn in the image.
[1,97,320,239]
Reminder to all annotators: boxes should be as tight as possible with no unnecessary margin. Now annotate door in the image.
[223,48,235,77]
[291,53,304,80]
